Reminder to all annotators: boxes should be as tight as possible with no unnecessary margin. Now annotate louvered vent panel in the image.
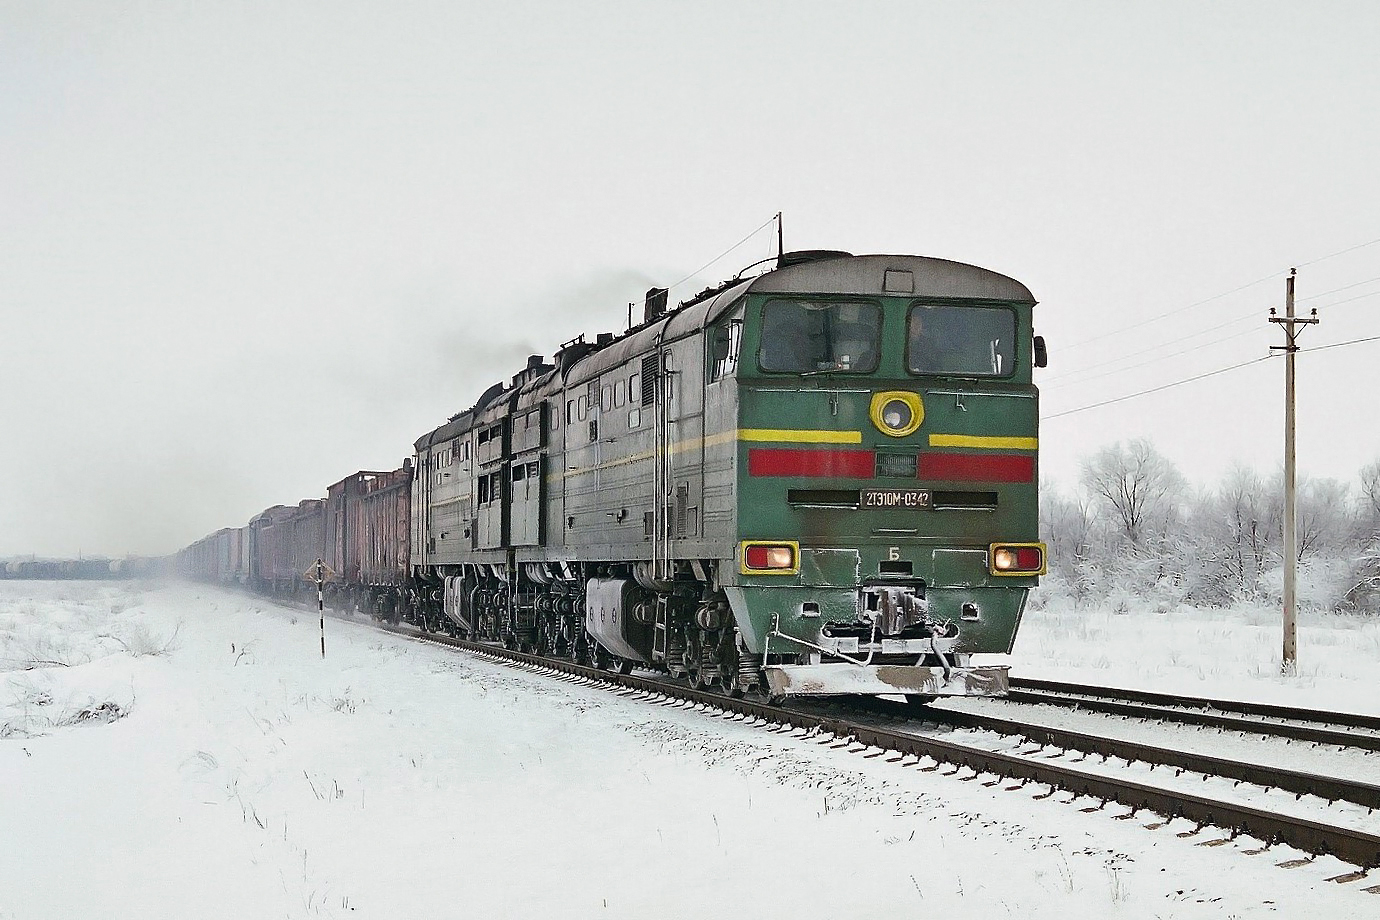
[640,355,658,407]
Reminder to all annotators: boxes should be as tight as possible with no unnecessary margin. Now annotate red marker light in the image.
[745,544,794,570]
[990,543,1046,575]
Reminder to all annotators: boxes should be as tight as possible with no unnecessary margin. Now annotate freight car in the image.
[178,467,415,612]
[177,527,250,585]
[408,251,1046,703]
[180,249,1046,706]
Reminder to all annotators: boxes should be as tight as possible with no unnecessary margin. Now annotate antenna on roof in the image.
[776,211,784,265]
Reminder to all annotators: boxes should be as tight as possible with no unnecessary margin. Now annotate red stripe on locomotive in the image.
[918,452,1034,483]
[748,448,876,478]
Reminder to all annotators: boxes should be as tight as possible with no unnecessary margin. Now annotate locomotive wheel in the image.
[719,638,742,698]
[617,659,634,676]
[904,694,937,711]
[590,644,612,670]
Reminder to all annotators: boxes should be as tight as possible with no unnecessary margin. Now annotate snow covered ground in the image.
[1017,594,1380,715]
[2,579,1377,919]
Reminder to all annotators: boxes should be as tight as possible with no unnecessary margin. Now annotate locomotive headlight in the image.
[869,391,924,437]
[990,543,1047,576]
[740,541,800,575]
[882,400,911,430]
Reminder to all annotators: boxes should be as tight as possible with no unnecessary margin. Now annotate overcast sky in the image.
[4,1,1379,557]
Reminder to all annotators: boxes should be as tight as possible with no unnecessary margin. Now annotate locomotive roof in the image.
[749,253,1036,304]
[562,253,1035,385]
[413,252,1035,446]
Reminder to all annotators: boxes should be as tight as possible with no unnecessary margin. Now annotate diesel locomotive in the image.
[180,250,1047,704]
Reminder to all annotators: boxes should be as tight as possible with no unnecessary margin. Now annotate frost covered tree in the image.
[1294,475,1352,561]
[1347,459,1380,611]
[1040,484,1097,600]
[1213,464,1279,601]
[1079,439,1185,550]
[1038,443,1375,614]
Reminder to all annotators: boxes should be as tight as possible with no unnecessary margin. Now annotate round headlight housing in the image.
[869,390,924,437]
[881,399,911,430]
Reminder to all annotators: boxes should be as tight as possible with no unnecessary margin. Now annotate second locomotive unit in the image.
[409,250,1046,702]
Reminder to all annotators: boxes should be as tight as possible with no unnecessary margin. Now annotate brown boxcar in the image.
[358,465,411,588]
[321,465,411,613]
[324,469,405,585]
[250,504,303,592]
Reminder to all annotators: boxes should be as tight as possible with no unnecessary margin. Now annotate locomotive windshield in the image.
[758,299,881,373]
[907,304,1017,377]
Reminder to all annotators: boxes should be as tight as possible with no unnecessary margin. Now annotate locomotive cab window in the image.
[708,319,742,382]
[758,299,880,373]
[907,304,1017,377]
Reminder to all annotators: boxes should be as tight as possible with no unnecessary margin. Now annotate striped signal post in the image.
[1269,268,1318,675]
[306,559,335,659]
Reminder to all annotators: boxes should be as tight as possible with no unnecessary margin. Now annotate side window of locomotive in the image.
[758,300,881,373]
[906,304,1017,377]
[478,471,502,504]
[614,379,625,408]
[708,319,742,382]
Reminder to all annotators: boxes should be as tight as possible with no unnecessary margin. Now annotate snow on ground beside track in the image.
[1014,594,1380,714]
[1,580,1377,919]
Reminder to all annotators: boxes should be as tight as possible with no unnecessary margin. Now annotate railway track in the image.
[855,697,1380,812]
[1002,676,1380,752]
[360,615,1380,881]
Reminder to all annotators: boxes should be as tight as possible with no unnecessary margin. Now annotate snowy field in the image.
[1017,592,1380,715]
[2,580,1377,919]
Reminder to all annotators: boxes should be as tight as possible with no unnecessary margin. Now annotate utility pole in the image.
[1269,268,1318,675]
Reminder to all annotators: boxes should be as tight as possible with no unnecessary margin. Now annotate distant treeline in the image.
[1040,439,1380,614]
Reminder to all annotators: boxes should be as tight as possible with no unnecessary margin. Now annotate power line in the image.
[1298,332,1380,354]
[664,214,780,299]
[1310,288,1380,313]
[1042,354,1275,420]
[1039,308,1259,386]
[1060,273,1281,351]
[1041,324,1263,390]
[1060,232,1380,352]
[1042,282,1375,390]
[1295,235,1380,268]
[1297,273,1380,306]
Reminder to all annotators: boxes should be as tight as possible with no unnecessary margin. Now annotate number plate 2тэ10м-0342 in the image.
[860,489,931,509]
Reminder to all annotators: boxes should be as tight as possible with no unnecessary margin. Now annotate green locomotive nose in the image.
[719,269,1043,698]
